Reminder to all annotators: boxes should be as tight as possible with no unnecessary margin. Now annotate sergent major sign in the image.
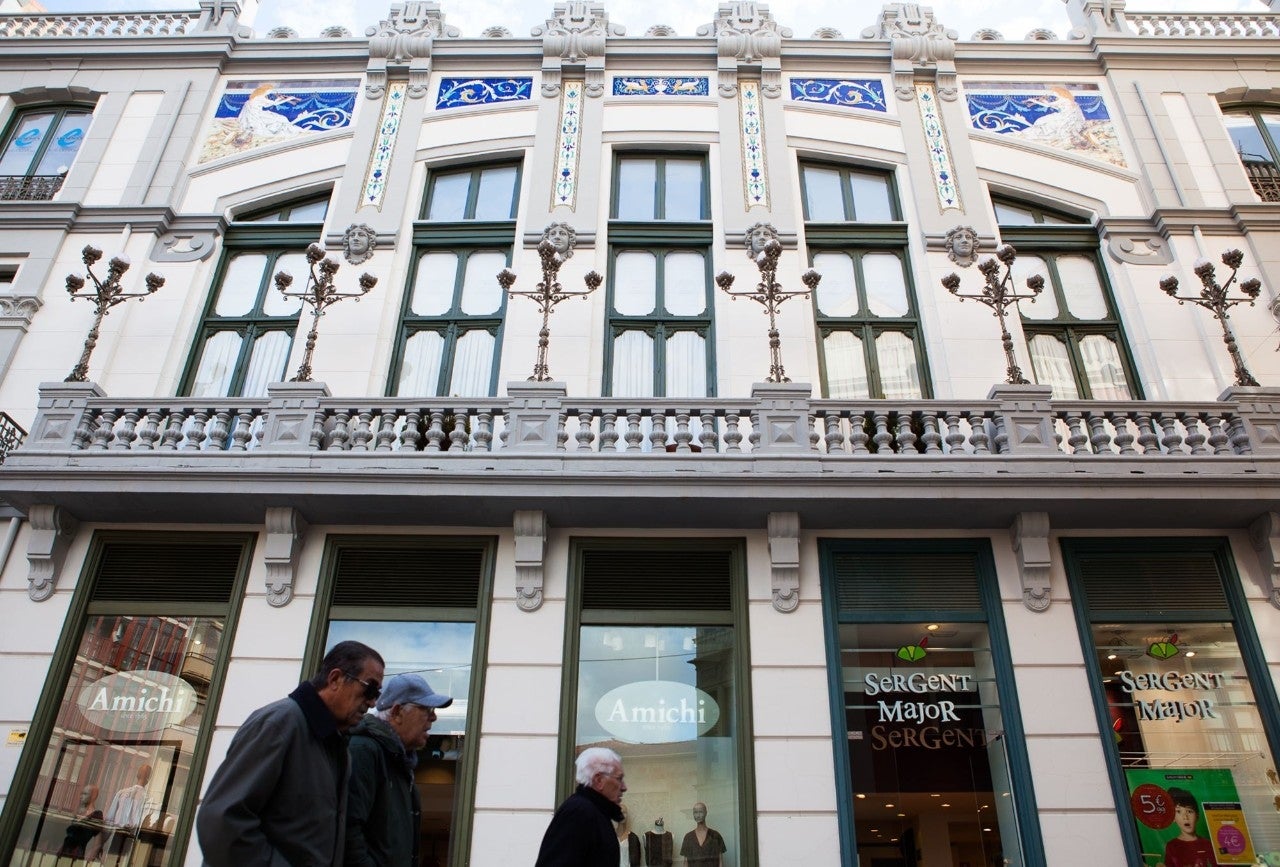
[595,680,720,744]
[77,670,197,734]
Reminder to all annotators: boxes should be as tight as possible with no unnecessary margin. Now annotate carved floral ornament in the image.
[535,1,623,97]
[364,1,459,99]
[864,3,958,101]
[698,2,790,98]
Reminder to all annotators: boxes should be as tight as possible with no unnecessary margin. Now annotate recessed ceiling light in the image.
[983,827,993,832]
[926,623,940,631]
[930,793,940,798]
[1106,653,1117,660]
[942,803,951,808]
[885,804,894,808]
[897,813,906,817]
[1186,651,1196,658]
[856,793,866,799]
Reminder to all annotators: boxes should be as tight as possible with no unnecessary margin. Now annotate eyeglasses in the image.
[344,673,382,701]
[600,771,625,784]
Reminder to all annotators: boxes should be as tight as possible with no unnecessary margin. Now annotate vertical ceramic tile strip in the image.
[740,79,769,210]
[915,83,962,213]
[553,79,584,210]
[361,82,408,211]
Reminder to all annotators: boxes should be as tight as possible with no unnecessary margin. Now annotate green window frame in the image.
[389,163,521,396]
[0,532,254,867]
[819,539,1046,867]
[179,195,331,397]
[0,104,93,200]
[606,155,714,397]
[1221,106,1280,202]
[1062,538,1280,867]
[559,538,757,864]
[304,535,497,867]
[801,163,930,399]
[994,197,1142,400]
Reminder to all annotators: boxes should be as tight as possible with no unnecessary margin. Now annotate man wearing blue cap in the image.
[344,673,453,867]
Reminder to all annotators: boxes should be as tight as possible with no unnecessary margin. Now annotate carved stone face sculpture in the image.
[745,221,779,256]
[542,221,576,258]
[945,225,979,267]
[342,223,376,265]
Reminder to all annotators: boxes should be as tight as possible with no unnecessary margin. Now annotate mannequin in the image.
[58,784,103,858]
[679,803,725,867]
[644,816,673,867]
[615,803,641,867]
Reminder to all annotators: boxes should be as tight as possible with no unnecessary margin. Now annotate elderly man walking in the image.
[345,673,453,867]
[534,747,627,867]
[197,640,385,867]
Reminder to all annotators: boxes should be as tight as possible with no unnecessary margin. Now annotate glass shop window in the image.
[823,541,1041,867]
[313,539,492,867]
[1067,541,1280,867]
[571,543,748,867]
[3,537,250,867]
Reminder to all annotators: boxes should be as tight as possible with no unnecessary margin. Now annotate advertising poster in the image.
[1125,768,1256,866]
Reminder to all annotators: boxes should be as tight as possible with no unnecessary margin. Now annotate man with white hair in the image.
[534,747,627,867]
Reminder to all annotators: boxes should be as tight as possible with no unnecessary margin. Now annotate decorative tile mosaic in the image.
[361,82,407,210]
[966,82,1126,168]
[915,83,961,213]
[739,80,769,209]
[611,76,710,97]
[553,80,584,209]
[789,78,887,112]
[198,79,359,164]
[436,78,533,110]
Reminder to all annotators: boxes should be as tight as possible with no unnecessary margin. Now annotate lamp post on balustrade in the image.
[64,245,164,382]
[274,242,376,382]
[715,223,820,384]
[1159,249,1261,388]
[942,244,1043,385]
[497,223,602,382]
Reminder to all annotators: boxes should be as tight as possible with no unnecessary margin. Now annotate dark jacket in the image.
[534,785,623,867]
[197,683,350,867]
[344,715,420,867]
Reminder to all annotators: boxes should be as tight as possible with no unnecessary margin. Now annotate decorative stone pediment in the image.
[863,3,957,101]
[535,1,623,98]
[697,2,790,98]
[364,1,459,99]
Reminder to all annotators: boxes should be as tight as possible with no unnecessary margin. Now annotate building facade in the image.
[0,1,1279,865]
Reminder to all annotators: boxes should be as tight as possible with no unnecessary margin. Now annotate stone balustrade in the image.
[1125,13,1280,37]
[15,381,1280,460]
[0,13,199,38]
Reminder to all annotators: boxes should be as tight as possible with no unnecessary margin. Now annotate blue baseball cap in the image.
[375,673,453,711]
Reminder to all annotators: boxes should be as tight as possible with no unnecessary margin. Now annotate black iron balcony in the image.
[0,412,27,464]
[1243,160,1280,203]
[0,174,66,201]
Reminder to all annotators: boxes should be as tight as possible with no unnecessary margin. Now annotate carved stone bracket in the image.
[0,296,42,325]
[151,231,218,263]
[698,2,790,99]
[1249,512,1280,609]
[1010,512,1052,612]
[263,506,308,607]
[514,510,548,611]
[863,3,958,101]
[767,511,801,612]
[364,1,459,99]
[27,504,78,602]
[534,1,622,98]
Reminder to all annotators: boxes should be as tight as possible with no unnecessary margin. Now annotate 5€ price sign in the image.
[1130,784,1174,829]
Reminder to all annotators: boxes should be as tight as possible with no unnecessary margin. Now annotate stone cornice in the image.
[1152,206,1280,236]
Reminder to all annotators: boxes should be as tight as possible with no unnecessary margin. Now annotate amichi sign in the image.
[77,670,197,734]
[1114,668,1227,723]
[595,680,720,744]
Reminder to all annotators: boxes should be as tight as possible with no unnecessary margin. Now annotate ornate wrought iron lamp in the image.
[64,245,164,382]
[942,244,1043,385]
[274,243,376,382]
[497,238,602,382]
[715,236,820,383]
[1159,249,1262,388]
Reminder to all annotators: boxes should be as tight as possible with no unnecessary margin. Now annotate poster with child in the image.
[1125,769,1256,866]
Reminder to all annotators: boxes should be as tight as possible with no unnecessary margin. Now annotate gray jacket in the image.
[197,683,350,867]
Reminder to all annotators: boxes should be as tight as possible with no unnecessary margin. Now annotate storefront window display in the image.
[575,625,740,867]
[7,615,224,867]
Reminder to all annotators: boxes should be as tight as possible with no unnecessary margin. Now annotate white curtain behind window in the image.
[823,331,869,399]
[665,331,707,397]
[875,331,922,399]
[1028,334,1079,399]
[242,330,293,397]
[1079,335,1131,399]
[612,330,654,396]
[190,331,242,397]
[397,331,445,395]
[448,329,495,396]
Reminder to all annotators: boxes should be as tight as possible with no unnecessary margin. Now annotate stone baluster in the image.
[422,411,445,452]
[919,411,943,454]
[872,411,893,454]
[1204,412,1231,455]
[111,409,140,450]
[1157,413,1184,455]
[1227,415,1251,454]
[1133,411,1160,454]
[231,411,255,451]
[1107,412,1137,455]
[672,410,694,452]
[208,410,233,450]
[375,411,398,451]
[1063,412,1088,455]
[89,410,116,450]
[450,413,470,451]
[623,411,644,451]
[849,412,871,454]
[967,410,991,455]
[823,412,845,454]
[1087,412,1113,454]
[895,410,917,454]
[723,412,743,452]
[351,411,375,451]
[329,410,352,451]
[943,412,965,455]
[573,410,595,451]
[1180,413,1208,455]
[648,410,668,452]
[183,410,209,451]
[400,410,423,451]
[748,410,760,450]
[699,410,720,452]
[600,411,619,451]
[159,411,185,450]
[475,412,494,451]
[135,410,164,450]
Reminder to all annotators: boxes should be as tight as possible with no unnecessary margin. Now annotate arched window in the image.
[1221,108,1280,202]
[0,105,93,200]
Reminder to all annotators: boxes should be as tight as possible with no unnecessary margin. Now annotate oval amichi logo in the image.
[77,670,197,734]
[595,680,720,744]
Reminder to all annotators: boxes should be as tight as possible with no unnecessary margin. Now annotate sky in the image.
[24,0,1273,42]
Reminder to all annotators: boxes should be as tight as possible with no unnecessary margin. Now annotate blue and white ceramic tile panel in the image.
[361,82,407,209]
[965,82,1127,168]
[915,84,961,213]
[198,78,361,164]
[435,78,533,110]
[611,76,710,96]
[739,80,769,209]
[789,78,887,113]
[553,80,584,209]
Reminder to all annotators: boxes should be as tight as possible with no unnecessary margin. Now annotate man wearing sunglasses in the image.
[198,640,385,867]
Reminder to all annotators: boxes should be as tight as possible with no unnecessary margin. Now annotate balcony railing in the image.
[1243,160,1280,203]
[0,412,26,464]
[0,13,198,38]
[0,174,66,202]
[1125,13,1280,37]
